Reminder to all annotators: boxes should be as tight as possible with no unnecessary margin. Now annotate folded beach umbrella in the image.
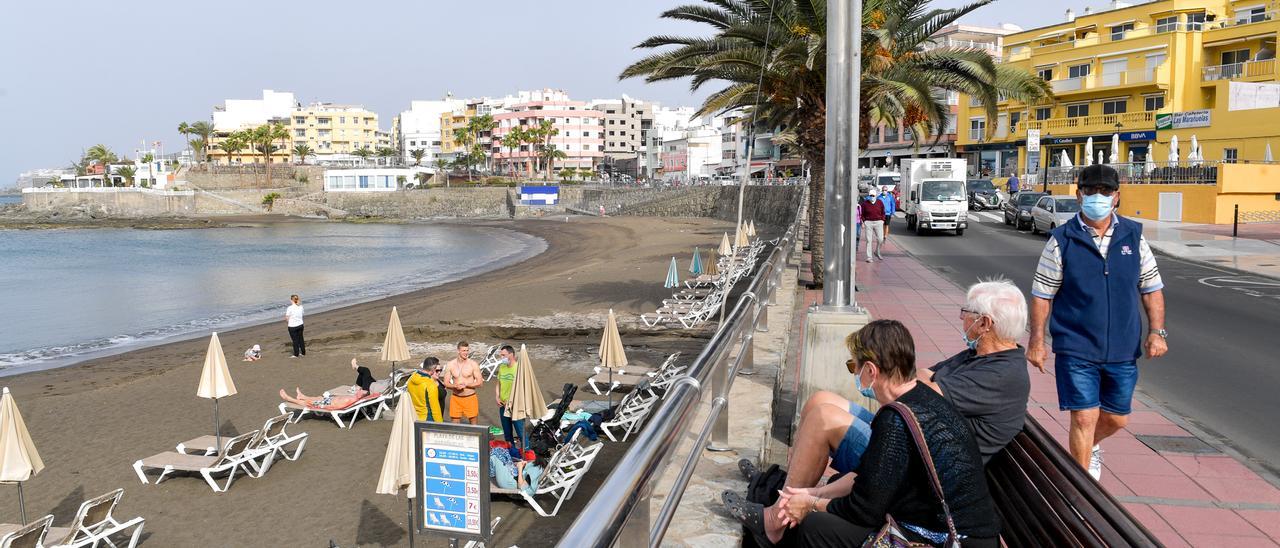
[735,226,750,249]
[1060,150,1073,168]
[665,257,680,289]
[1267,142,1274,162]
[380,306,411,378]
[0,387,43,524]
[1110,134,1120,165]
[747,220,757,238]
[703,251,720,277]
[196,332,237,454]
[719,232,732,256]
[1084,137,1094,166]
[599,309,628,406]
[1169,135,1180,164]
[508,344,547,422]
[1190,134,1202,166]
[689,247,703,276]
[376,391,417,546]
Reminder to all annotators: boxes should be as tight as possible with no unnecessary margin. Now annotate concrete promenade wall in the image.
[621,185,805,228]
[21,189,196,216]
[323,188,512,219]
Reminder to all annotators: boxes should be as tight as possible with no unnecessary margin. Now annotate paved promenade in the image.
[1133,218,1280,280]
[845,237,1280,547]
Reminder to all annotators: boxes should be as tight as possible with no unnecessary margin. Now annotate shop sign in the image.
[1155,110,1211,130]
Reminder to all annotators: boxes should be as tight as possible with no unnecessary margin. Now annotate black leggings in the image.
[288,325,306,356]
[780,512,999,548]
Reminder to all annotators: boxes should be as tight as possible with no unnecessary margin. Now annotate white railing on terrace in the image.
[1052,77,1086,92]
[1204,10,1280,30]
[1044,162,1221,185]
[1202,59,1277,81]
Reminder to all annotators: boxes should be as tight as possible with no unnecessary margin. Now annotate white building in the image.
[323,167,428,192]
[394,96,466,165]
[212,89,296,132]
[661,128,724,183]
[132,149,175,189]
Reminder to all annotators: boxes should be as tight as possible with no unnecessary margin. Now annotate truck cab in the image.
[902,159,968,236]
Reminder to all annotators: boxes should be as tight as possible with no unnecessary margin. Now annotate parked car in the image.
[1030,195,1080,235]
[966,179,1004,211]
[1003,191,1047,230]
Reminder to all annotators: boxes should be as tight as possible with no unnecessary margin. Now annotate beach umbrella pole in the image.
[17,483,25,525]
[407,494,414,548]
[213,398,221,453]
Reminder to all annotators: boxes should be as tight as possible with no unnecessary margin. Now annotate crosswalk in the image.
[966,211,1004,223]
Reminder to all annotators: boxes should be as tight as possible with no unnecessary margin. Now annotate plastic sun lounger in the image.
[475,345,503,381]
[278,387,391,429]
[599,393,660,442]
[133,430,262,492]
[490,434,603,517]
[0,514,53,548]
[592,352,680,378]
[40,489,145,548]
[176,414,308,477]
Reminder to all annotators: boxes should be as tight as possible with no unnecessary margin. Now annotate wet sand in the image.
[0,215,734,547]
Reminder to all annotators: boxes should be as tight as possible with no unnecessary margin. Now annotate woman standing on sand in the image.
[285,294,306,358]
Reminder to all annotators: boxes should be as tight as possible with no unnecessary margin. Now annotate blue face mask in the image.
[962,322,982,351]
[853,367,876,399]
[1081,193,1114,221]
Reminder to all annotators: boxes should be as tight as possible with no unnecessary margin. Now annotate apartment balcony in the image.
[1202,59,1278,82]
[1048,65,1170,95]
[1024,111,1156,136]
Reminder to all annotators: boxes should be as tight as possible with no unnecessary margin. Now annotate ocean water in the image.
[0,195,21,205]
[0,222,545,372]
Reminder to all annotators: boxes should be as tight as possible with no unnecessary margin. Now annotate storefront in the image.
[959,142,1022,177]
[1120,130,1157,164]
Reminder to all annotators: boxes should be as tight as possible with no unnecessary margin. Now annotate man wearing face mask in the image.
[861,189,886,262]
[1028,164,1168,481]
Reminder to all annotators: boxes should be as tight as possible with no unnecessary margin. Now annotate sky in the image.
[0,0,1066,184]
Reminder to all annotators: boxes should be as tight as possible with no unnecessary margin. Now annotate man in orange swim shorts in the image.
[443,341,483,424]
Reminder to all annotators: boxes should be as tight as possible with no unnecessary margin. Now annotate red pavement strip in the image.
[791,238,1280,546]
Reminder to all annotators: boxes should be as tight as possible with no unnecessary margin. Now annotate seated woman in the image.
[725,319,1001,547]
[489,444,544,496]
[277,358,379,409]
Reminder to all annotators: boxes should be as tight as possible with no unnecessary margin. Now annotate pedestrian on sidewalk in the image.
[861,190,886,263]
[285,294,306,358]
[1027,164,1168,481]
[881,187,896,237]
[1007,173,1020,194]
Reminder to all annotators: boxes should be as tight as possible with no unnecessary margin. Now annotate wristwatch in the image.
[1151,329,1168,339]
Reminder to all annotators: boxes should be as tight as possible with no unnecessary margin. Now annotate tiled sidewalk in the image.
[803,238,1280,547]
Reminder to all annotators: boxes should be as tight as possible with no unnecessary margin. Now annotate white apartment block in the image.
[212,89,296,132]
[394,96,466,165]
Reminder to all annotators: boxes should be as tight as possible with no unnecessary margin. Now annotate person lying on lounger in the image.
[277,358,379,409]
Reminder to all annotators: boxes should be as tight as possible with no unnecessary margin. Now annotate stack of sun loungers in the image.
[586,352,683,396]
[489,430,604,517]
[133,413,309,492]
[642,236,775,329]
[0,489,146,548]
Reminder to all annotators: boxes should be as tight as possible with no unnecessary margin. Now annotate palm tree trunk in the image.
[806,152,825,287]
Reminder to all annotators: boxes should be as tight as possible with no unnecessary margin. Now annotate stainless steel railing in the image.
[557,200,804,548]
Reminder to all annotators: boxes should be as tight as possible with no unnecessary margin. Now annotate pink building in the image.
[492,89,605,176]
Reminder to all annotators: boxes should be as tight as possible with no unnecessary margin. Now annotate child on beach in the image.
[243,345,262,362]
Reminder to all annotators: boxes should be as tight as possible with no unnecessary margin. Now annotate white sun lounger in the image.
[39,489,145,548]
[475,345,503,381]
[176,414,308,476]
[641,293,723,328]
[278,386,391,429]
[133,430,262,492]
[490,433,603,517]
[588,361,684,396]
[592,352,681,378]
[599,392,661,442]
[0,514,52,548]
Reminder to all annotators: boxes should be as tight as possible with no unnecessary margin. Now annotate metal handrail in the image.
[557,200,803,548]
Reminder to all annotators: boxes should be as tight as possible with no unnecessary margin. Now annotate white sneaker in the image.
[866,257,873,263]
[1088,445,1104,480]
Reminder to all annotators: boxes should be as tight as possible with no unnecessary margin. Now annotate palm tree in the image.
[189,121,214,163]
[622,0,1051,284]
[293,144,313,165]
[353,147,374,166]
[376,146,399,167]
[85,144,118,166]
[533,119,559,179]
[191,137,207,163]
[178,122,193,159]
[217,135,245,166]
[433,158,450,188]
[115,166,136,187]
[410,148,426,166]
[500,128,524,176]
[539,143,567,180]
[467,114,497,173]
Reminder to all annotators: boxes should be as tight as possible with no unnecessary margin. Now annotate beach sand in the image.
[0,215,735,547]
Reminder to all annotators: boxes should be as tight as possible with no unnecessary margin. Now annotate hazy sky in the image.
[0,0,1063,182]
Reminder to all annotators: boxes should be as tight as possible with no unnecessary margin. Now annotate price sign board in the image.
[415,422,490,543]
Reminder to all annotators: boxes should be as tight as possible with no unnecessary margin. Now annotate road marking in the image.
[966,212,1003,223]
[1197,275,1280,299]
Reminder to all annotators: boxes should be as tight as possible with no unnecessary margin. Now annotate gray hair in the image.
[966,278,1028,342]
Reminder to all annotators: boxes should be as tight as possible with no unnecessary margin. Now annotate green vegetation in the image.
[261,192,282,211]
[622,0,1051,283]
[410,148,426,166]
[293,144,313,165]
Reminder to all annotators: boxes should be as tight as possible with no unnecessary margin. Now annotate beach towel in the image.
[309,392,381,411]
[563,421,598,443]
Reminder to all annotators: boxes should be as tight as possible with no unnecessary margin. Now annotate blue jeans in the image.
[1054,355,1139,415]
[829,402,877,473]
[499,404,527,449]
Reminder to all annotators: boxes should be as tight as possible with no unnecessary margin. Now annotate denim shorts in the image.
[829,402,877,473]
[1055,354,1139,415]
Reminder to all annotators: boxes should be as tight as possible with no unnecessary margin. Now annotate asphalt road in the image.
[889,209,1280,475]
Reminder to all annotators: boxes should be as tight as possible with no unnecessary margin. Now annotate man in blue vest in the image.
[1027,164,1167,481]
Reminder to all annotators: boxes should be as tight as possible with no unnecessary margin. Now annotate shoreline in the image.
[0,218,548,376]
[0,215,729,547]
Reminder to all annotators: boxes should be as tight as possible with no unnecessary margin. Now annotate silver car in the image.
[1030,195,1080,235]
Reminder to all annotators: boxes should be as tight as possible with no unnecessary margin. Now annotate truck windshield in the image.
[876,175,901,188]
[921,181,964,201]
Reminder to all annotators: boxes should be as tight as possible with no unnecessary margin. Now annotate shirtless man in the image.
[443,341,483,424]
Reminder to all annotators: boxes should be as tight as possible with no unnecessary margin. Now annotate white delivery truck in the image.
[902,158,969,236]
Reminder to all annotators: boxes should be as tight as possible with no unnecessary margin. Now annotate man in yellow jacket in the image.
[407,357,446,422]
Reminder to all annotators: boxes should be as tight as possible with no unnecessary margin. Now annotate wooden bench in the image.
[986,413,1161,547]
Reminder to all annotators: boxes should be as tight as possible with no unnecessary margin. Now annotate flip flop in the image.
[738,458,759,481]
[721,490,775,548]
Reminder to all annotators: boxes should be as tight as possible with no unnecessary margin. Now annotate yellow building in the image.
[290,103,388,157]
[439,101,494,161]
[205,123,291,166]
[958,0,1280,223]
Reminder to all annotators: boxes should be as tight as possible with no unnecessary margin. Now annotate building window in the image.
[1066,104,1089,118]
[1035,107,1052,120]
[1068,63,1092,79]
[1110,23,1135,41]
[1036,67,1054,82]
[1155,16,1179,33]
[319,118,331,125]
[1010,111,1022,131]
[294,116,306,124]
[295,129,306,137]
[1236,6,1268,24]
[968,118,985,140]
[869,129,880,144]
[1224,148,1238,163]
[884,126,899,141]
[1144,94,1165,111]
[1187,12,1206,30]
[340,117,346,124]
[1102,99,1128,115]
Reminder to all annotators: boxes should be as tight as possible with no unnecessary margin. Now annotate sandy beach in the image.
[0,215,736,547]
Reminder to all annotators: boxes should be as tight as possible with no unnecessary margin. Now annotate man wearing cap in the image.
[1028,164,1168,481]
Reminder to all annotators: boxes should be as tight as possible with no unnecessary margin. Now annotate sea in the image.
[0,195,21,205]
[0,222,546,373]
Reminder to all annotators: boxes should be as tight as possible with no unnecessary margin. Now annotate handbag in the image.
[862,402,962,548]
